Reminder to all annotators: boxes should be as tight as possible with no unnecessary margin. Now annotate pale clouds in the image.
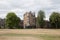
[0,0,60,20]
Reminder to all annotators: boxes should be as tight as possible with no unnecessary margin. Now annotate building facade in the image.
[19,20,23,28]
[0,18,5,29]
[23,11,36,28]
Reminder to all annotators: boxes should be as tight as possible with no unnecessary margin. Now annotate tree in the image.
[49,12,60,28]
[37,10,45,28]
[5,12,20,29]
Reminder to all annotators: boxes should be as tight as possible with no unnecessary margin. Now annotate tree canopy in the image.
[5,12,21,29]
[37,10,45,28]
[49,12,60,28]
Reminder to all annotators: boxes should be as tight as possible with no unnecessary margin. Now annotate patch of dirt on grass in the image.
[0,36,41,40]
[0,29,60,35]
[0,29,60,40]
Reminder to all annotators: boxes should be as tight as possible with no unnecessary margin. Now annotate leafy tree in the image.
[37,10,45,28]
[49,12,60,28]
[5,12,20,29]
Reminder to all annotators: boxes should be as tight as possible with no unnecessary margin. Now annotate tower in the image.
[23,11,36,28]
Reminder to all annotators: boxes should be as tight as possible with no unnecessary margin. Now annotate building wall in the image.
[23,11,36,28]
[19,20,23,29]
[0,18,5,29]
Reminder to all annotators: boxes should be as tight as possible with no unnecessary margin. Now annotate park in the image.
[0,0,60,40]
[0,29,60,40]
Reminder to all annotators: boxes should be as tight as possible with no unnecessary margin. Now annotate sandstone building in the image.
[23,11,36,28]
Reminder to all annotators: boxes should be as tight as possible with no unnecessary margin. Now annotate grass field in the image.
[0,29,60,40]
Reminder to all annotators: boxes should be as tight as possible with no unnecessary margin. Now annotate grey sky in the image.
[0,0,60,20]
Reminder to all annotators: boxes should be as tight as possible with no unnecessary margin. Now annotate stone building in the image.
[44,20,51,28]
[19,20,23,28]
[0,18,5,28]
[23,11,36,28]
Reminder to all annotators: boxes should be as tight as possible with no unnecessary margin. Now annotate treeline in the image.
[37,10,60,29]
[0,10,60,29]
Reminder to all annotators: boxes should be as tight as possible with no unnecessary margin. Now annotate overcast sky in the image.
[0,0,60,20]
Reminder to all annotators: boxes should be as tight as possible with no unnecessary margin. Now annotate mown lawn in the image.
[0,29,60,40]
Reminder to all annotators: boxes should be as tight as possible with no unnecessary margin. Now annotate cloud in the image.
[0,0,60,20]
